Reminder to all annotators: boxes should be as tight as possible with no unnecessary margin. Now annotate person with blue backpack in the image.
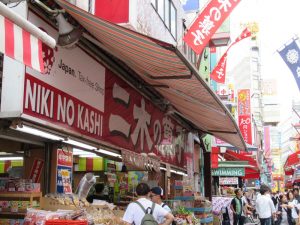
[123,183,174,225]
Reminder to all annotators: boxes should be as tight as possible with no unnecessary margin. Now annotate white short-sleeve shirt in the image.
[156,203,172,224]
[123,198,169,225]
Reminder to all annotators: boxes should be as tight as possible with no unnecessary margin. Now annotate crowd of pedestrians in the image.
[225,185,300,225]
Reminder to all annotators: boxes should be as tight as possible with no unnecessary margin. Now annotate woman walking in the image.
[287,191,300,225]
[276,194,292,225]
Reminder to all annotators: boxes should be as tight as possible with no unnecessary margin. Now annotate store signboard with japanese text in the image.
[237,89,252,144]
[18,10,186,167]
[212,167,245,177]
[219,177,238,185]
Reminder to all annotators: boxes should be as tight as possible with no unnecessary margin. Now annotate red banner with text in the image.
[183,0,241,54]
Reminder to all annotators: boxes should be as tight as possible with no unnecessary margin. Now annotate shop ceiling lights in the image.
[15,125,64,141]
[63,139,96,150]
[79,154,101,158]
[96,149,121,158]
[0,157,23,161]
[170,169,188,176]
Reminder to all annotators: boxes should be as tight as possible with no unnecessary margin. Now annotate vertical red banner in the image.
[29,158,44,183]
[238,89,252,144]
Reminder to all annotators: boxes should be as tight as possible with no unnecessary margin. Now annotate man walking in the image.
[230,189,245,225]
[123,183,174,225]
[255,185,276,225]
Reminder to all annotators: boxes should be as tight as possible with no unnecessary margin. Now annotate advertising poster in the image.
[56,165,72,194]
[56,149,73,194]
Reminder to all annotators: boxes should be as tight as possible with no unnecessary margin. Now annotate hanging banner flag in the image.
[0,2,56,73]
[183,0,241,54]
[210,52,228,83]
[211,28,251,83]
[0,14,44,73]
[278,39,300,91]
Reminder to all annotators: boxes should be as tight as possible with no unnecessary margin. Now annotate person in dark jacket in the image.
[87,183,110,203]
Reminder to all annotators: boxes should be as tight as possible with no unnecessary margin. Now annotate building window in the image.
[170,2,177,39]
[151,0,177,40]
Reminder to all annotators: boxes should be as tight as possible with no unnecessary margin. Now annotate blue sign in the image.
[182,0,199,12]
[278,39,300,91]
[56,165,72,194]
[255,179,260,189]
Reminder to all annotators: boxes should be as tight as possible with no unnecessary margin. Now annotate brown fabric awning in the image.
[56,0,246,150]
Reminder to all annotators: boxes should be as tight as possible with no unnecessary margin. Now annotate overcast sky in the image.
[227,0,300,121]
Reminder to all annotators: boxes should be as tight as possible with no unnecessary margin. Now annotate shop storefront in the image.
[284,151,300,188]
[0,1,247,224]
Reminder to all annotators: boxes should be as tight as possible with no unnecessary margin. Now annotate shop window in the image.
[170,2,177,39]
[151,0,177,40]
[164,0,170,29]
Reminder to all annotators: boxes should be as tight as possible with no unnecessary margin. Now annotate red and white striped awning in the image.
[56,0,246,150]
[0,2,55,73]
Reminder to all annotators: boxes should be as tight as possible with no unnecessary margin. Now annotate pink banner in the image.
[237,89,252,144]
[264,126,271,156]
[183,0,241,54]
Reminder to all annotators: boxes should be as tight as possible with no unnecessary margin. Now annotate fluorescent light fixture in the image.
[73,148,90,155]
[96,149,121,158]
[63,139,96,150]
[160,167,167,171]
[0,157,23,161]
[0,152,13,156]
[170,169,188,176]
[79,154,101,158]
[15,125,64,141]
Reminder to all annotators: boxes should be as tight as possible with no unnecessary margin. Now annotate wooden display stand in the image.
[0,192,42,218]
[40,197,78,211]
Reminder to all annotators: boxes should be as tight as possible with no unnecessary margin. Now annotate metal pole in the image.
[44,142,52,194]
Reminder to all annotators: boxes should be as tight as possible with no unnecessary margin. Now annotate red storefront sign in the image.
[23,74,105,141]
[237,89,252,144]
[103,70,185,167]
[29,158,44,183]
[19,11,186,168]
[23,71,185,167]
[183,0,241,54]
